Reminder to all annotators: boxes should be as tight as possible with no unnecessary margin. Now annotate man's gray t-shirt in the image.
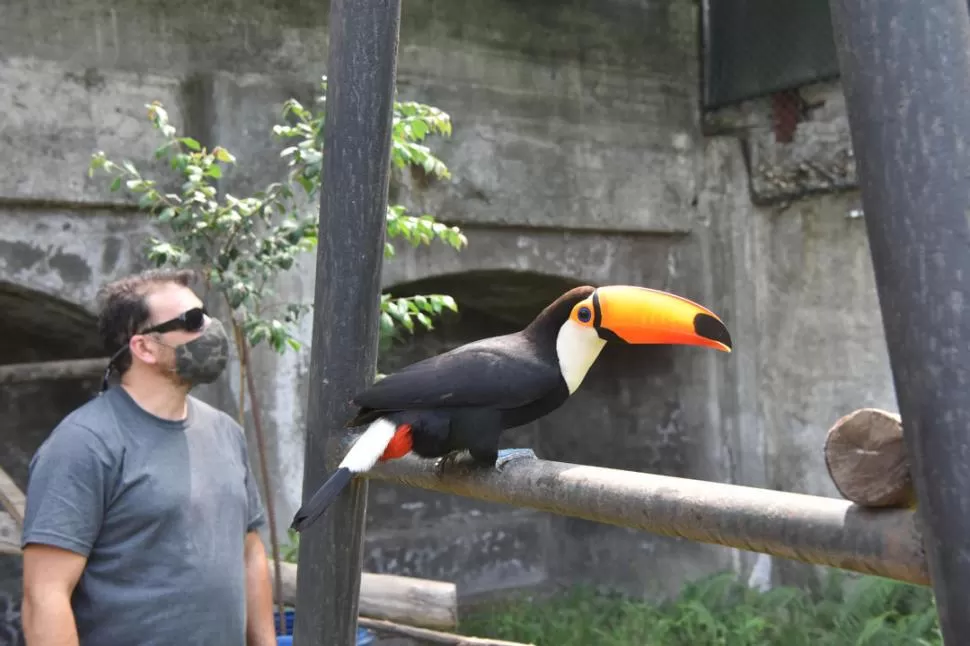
[21,386,267,646]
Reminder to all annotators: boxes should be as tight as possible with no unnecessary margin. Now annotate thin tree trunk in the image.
[232,321,286,634]
[233,324,247,428]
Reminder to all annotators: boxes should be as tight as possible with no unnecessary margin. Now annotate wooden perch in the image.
[365,449,929,587]
[0,464,26,525]
[270,558,458,630]
[358,617,534,646]
[824,408,916,509]
[0,357,108,385]
[272,558,528,645]
[0,511,21,555]
[1,460,27,555]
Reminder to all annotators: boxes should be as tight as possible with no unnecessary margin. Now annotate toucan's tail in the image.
[289,418,399,532]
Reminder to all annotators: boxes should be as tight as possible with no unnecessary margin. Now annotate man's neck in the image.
[120,372,190,421]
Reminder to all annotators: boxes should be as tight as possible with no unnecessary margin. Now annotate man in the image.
[19,268,277,646]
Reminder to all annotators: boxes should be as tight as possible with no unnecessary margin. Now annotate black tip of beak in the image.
[693,313,732,350]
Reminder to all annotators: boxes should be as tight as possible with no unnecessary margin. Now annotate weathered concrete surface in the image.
[703,81,858,206]
[0,209,156,315]
[752,191,896,588]
[696,97,897,588]
[0,0,700,234]
[0,0,904,634]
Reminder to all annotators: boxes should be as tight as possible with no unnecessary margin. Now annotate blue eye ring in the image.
[577,306,592,323]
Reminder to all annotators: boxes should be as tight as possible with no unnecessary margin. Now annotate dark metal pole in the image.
[827,0,970,641]
[293,0,401,643]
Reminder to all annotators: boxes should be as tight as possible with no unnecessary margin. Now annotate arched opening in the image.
[0,282,104,645]
[364,269,713,600]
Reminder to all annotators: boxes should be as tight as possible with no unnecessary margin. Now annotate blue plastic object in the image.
[274,609,374,645]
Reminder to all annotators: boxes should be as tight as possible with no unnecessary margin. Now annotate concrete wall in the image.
[0,0,900,638]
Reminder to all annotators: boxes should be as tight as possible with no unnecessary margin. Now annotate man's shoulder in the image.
[49,392,125,449]
[31,393,126,472]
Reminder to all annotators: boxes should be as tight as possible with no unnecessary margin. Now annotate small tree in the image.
[88,77,467,629]
[272,76,465,353]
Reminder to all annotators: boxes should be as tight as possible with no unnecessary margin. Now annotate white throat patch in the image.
[556,320,607,394]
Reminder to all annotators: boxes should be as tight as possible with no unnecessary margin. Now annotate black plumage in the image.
[345,286,591,466]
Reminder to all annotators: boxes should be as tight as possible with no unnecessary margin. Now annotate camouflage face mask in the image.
[170,317,230,385]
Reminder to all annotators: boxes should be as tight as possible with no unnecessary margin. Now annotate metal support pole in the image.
[293,0,401,643]
[827,0,970,641]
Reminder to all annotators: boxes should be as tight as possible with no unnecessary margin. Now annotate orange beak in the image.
[593,285,732,352]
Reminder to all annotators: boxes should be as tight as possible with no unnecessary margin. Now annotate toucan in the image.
[290,284,732,532]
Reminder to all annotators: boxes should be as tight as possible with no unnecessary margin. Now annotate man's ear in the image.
[129,334,159,366]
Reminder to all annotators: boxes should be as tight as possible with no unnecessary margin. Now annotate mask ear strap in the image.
[100,343,132,394]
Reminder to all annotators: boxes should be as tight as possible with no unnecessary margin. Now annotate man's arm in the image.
[244,531,277,646]
[21,544,87,646]
[19,423,113,645]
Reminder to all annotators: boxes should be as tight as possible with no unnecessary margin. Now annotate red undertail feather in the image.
[380,424,413,462]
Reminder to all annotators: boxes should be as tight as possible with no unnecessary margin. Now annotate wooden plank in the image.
[270,559,457,630]
[0,357,108,385]
[0,465,25,525]
[0,510,20,555]
[357,617,532,645]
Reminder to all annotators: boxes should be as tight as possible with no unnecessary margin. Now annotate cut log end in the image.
[824,408,915,508]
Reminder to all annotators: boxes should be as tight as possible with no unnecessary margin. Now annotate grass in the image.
[458,571,941,645]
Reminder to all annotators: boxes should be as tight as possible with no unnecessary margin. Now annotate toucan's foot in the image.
[432,451,465,478]
[433,451,493,478]
[495,448,538,470]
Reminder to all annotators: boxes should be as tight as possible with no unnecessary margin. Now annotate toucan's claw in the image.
[432,451,470,478]
[432,450,497,478]
[432,448,537,477]
[496,448,538,470]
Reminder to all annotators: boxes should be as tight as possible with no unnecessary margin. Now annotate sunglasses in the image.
[138,306,208,335]
[100,306,209,392]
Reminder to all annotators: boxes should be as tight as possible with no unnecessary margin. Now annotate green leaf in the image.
[180,137,202,151]
[213,147,236,163]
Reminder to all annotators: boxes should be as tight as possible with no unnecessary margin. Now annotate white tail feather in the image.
[339,418,397,473]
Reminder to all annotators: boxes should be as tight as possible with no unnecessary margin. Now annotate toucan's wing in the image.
[352,334,560,414]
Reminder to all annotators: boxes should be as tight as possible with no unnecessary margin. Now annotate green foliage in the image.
[89,102,317,354]
[459,571,941,646]
[88,75,468,354]
[280,528,301,563]
[270,76,465,349]
[380,292,458,353]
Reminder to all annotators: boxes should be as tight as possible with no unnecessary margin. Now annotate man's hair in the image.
[96,268,197,374]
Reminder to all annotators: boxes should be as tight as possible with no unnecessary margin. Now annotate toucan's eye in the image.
[577,306,592,323]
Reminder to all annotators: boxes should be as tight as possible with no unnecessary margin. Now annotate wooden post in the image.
[826,0,970,640]
[293,0,401,643]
